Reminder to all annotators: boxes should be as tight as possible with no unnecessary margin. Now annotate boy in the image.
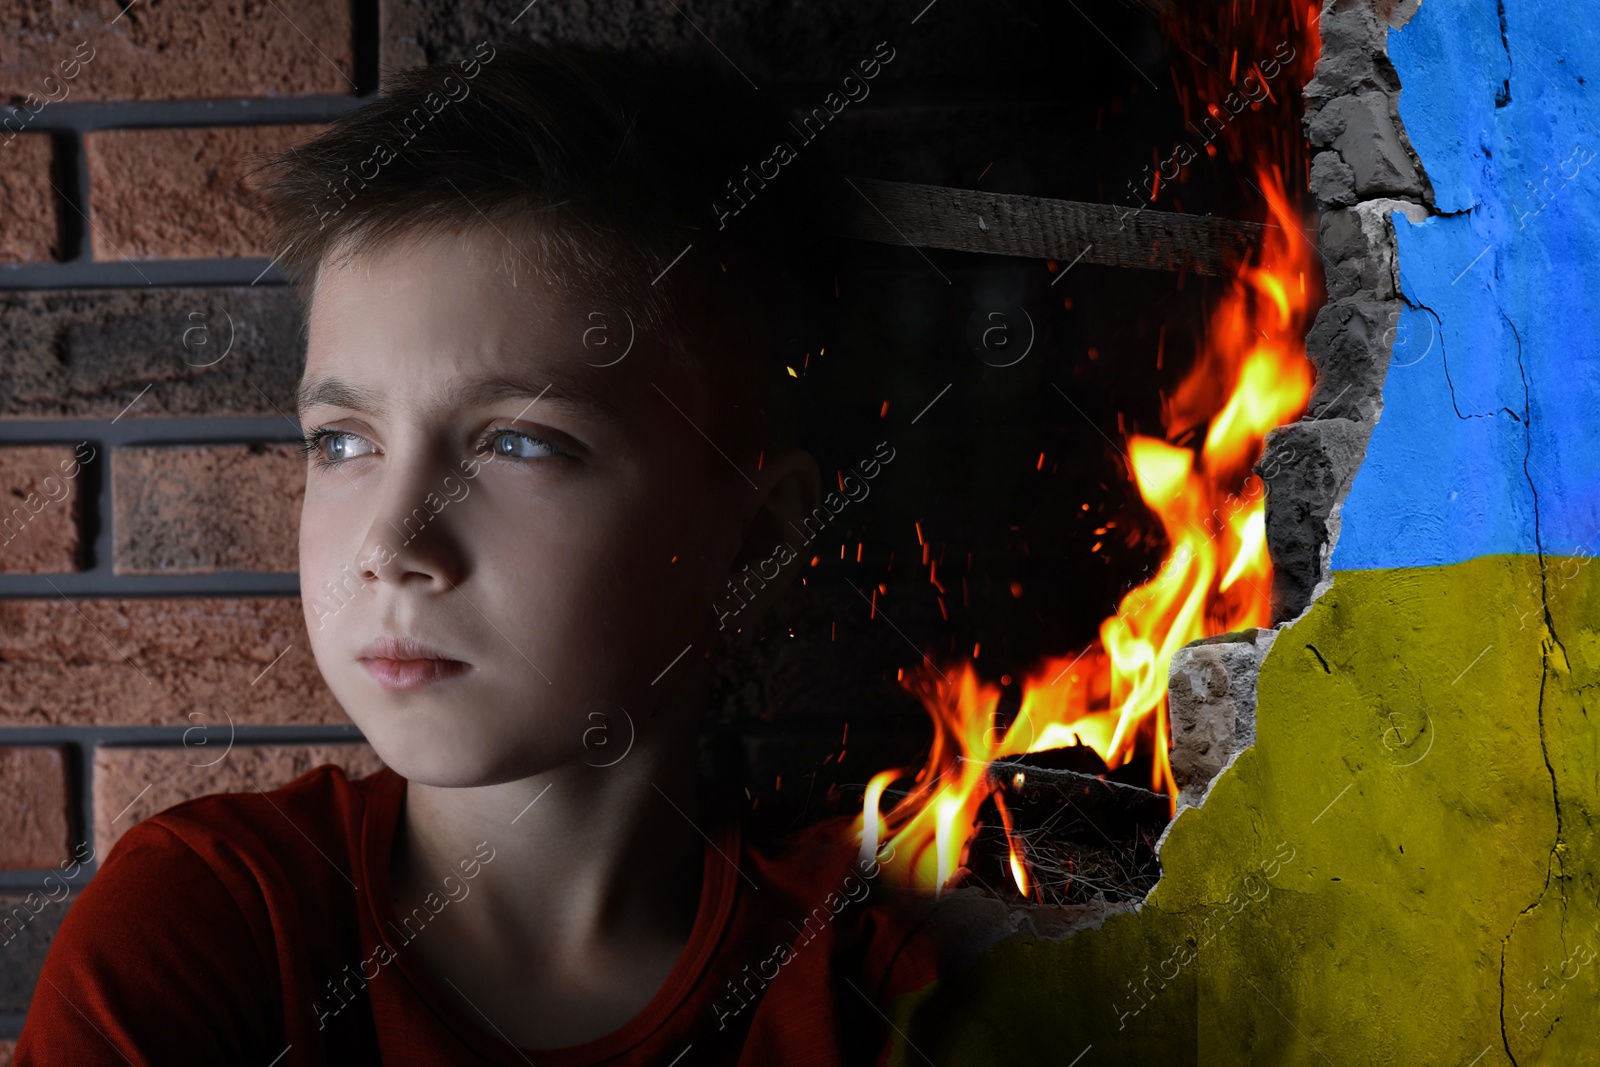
[16,42,940,1065]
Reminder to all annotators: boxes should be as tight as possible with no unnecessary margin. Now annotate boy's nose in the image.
[353,457,468,589]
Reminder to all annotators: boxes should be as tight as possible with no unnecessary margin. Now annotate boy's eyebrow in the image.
[295,372,620,421]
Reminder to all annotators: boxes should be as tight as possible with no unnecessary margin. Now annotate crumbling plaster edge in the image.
[1159,0,1437,822]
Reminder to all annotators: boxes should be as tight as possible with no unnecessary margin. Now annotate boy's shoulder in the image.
[746,812,869,872]
[15,762,399,1064]
[732,811,945,1016]
[107,759,400,883]
[137,757,392,824]
[744,811,938,942]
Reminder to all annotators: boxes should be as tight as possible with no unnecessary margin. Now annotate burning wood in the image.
[958,754,1169,906]
[988,754,1172,832]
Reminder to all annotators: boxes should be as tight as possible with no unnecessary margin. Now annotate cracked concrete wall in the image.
[1261,0,1431,623]
[1166,627,1275,811]
[881,0,1600,1062]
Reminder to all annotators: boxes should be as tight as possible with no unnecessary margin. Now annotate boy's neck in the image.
[385,709,715,1048]
[390,702,710,973]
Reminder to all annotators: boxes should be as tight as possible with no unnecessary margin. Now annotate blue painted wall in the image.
[1332,0,1600,569]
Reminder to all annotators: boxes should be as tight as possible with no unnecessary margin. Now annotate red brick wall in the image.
[0,0,378,1037]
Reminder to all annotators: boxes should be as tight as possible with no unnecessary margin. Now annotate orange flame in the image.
[855,4,1323,895]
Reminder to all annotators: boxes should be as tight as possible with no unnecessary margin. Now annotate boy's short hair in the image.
[255,41,842,467]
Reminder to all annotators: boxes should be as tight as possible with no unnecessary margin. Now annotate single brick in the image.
[0,747,72,871]
[85,125,327,260]
[0,445,91,574]
[113,444,303,575]
[0,598,346,727]
[1,4,354,103]
[0,287,304,420]
[0,891,71,1016]
[93,742,385,854]
[0,133,60,263]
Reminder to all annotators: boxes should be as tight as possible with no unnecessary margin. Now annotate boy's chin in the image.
[360,727,591,788]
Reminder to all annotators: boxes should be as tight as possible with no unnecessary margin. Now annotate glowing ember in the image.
[855,3,1323,896]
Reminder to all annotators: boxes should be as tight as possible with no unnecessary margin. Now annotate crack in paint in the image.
[1395,264,1571,1062]
[1495,304,1568,1064]
[1398,292,1501,421]
[1500,936,1516,1065]
[1494,0,1513,107]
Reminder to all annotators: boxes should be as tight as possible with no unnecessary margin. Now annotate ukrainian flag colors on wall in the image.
[893,2,1600,1061]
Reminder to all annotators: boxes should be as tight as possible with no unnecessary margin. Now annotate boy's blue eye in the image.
[298,428,373,467]
[481,427,566,460]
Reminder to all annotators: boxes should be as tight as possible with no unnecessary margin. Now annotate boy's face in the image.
[297,225,755,786]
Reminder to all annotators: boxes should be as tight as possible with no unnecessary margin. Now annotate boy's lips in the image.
[356,635,472,693]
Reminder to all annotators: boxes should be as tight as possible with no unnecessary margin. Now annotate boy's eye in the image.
[480,428,567,461]
[298,428,375,467]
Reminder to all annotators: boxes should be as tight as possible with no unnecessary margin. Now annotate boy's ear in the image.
[723,447,822,627]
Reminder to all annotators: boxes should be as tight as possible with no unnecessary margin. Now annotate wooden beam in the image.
[836,175,1266,277]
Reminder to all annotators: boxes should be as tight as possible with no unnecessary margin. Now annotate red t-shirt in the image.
[15,764,941,1066]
